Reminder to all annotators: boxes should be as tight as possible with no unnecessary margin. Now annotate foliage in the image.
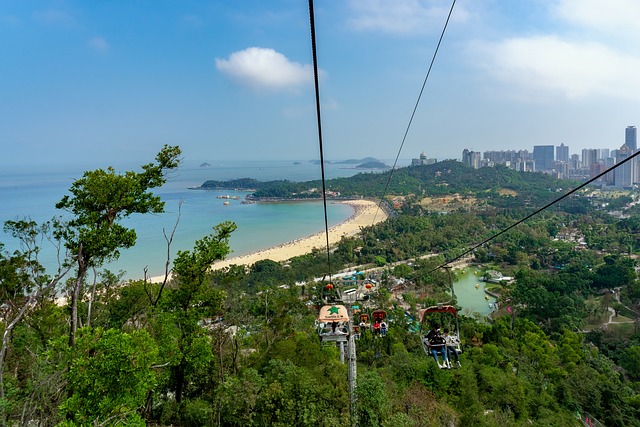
[55,145,182,266]
[59,327,158,426]
[5,156,640,426]
[54,145,182,347]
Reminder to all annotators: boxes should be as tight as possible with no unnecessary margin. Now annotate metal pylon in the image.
[347,312,358,426]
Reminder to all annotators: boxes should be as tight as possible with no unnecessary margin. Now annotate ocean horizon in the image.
[1,159,409,280]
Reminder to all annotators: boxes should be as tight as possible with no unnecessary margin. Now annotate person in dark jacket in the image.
[425,324,449,368]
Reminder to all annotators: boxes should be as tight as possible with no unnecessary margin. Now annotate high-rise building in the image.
[615,144,635,187]
[556,143,569,163]
[582,149,598,168]
[626,126,637,151]
[533,145,554,171]
[603,157,616,184]
[462,149,482,169]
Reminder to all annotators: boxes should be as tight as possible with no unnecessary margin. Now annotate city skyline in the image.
[460,124,639,164]
[2,1,640,170]
[459,123,640,188]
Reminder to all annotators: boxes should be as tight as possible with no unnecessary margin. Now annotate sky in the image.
[2,0,640,170]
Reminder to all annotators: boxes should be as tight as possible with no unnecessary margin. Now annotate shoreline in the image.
[210,199,388,270]
[149,199,387,282]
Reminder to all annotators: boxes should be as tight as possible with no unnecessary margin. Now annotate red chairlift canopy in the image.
[417,305,458,322]
[372,309,387,321]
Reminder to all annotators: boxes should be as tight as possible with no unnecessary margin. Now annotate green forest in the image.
[2,148,640,426]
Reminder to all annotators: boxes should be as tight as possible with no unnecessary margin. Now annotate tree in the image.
[55,145,181,347]
[612,301,624,317]
[59,328,158,426]
[0,221,71,426]
[592,255,635,291]
[356,370,389,426]
[216,368,264,427]
[159,221,236,406]
[621,345,640,381]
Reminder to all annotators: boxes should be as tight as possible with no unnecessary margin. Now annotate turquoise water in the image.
[0,160,393,279]
[452,267,497,317]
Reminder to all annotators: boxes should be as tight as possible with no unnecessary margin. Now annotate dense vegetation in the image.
[201,161,578,203]
[2,154,640,426]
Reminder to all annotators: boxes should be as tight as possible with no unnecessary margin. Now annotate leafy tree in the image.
[158,221,235,409]
[356,370,389,427]
[55,145,181,347]
[254,359,343,427]
[392,263,413,278]
[59,327,158,426]
[621,345,640,380]
[373,256,387,267]
[0,221,71,425]
[244,259,292,290]
[592,255,635,291]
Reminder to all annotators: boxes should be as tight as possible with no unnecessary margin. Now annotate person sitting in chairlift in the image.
[380,320,388,337]
[373,320,381,336]
[443,328,461,367]
[426,323,449,369]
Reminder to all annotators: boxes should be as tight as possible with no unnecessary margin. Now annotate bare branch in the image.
[147,201,182,306]
[150,362,170,369]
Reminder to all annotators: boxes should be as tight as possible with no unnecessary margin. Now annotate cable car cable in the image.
[308,0,332,284]
[429,149,640,273]
[373,0,457,224]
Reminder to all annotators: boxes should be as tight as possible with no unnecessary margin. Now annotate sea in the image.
[0,159,407,280]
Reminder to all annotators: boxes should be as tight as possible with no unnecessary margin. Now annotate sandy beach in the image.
[148,199,387,282]
[209,199,387,270]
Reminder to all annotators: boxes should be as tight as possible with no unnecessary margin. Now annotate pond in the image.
[452,267,497,317]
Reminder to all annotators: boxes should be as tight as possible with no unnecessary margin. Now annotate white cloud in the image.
[88,37,109,53]
[471,2,640,102]
[216,47,315,91]
[346,0,467,35]
[473,36,640,100]
[552,0,640,39]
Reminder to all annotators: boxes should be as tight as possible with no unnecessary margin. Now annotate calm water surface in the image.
[1,160,402,279]
[453,267,497,317]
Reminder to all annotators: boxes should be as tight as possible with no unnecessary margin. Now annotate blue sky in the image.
[2,0,640,169]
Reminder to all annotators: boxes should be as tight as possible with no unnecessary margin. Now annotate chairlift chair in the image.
[372,309,388,336]
[418,304,462,356]
[316,304,350,341]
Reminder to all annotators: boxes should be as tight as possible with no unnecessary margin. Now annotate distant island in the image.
[355,161,390,169]
[335,157,380,165]
[200,162,211,168]
[306,157,388,168]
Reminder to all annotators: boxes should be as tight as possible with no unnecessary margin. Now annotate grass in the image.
[583,310,636,334]
[619,305,638,319]
[607,322,637,335]
[584,313,609,330]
